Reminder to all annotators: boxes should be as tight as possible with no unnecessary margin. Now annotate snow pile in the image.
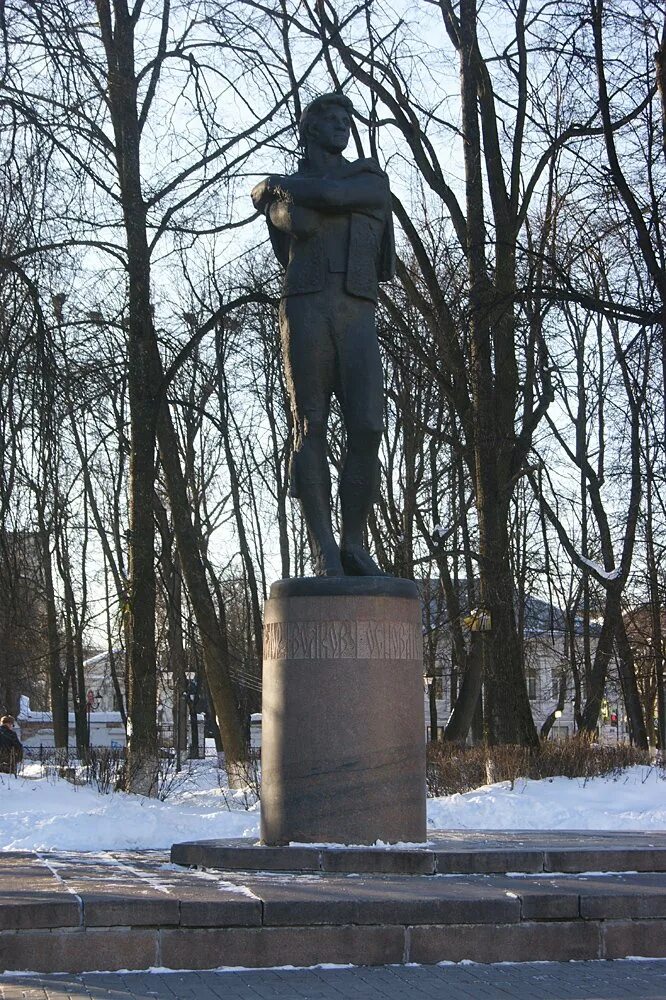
[0,760,260,852]
[0,762,663,852]
[427,765,666,831]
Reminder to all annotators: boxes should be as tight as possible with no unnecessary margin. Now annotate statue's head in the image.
[299,92,353,155]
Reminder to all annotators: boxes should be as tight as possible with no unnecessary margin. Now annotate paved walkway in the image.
[2,961,666,999]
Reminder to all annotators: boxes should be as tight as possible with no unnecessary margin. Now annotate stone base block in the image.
[603,919,666,959]
[0,928,158,974]
[261,577,427,845]
[408,921,602,964]
[160,925,405,970]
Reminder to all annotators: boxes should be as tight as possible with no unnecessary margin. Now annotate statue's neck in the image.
[304,146,344,174]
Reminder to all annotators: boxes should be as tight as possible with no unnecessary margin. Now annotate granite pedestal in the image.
[260,576,427,846]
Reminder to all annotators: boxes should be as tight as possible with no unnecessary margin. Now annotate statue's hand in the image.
[251,176,281,211]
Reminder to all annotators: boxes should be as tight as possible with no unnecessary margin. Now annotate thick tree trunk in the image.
[459,0,537,748]
[124,235,159,795]
[444,636,482,744]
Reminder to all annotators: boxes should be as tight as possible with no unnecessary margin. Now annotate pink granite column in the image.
[260,577,427,846]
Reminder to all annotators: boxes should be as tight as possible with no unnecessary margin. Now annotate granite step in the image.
[3,845,666,973]
[171,829,666,876]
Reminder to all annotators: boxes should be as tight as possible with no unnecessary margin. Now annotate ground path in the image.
[3,961,666,999]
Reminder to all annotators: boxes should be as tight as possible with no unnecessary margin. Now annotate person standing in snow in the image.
[0,716,23,775]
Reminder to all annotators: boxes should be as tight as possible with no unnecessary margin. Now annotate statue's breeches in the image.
[280,276,384,498]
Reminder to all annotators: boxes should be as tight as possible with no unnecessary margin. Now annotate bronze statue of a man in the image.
[251,93,395,577]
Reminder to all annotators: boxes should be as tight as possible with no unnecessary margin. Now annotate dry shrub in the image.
[426,739,658,797]
[83,746,127,794]
[217,749,261,809]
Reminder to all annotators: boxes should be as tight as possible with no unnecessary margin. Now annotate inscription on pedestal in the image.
[264,620,421,661]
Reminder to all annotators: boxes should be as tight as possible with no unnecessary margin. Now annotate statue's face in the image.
[308,103,351,154]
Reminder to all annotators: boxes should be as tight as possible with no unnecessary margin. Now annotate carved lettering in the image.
[264,621,288,660]
[289,621,318,659]
[357,620,386,658]
[318,620,356,658]
[263,620,421,660]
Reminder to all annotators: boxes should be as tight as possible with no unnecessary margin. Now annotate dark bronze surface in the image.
[252,94,396,577]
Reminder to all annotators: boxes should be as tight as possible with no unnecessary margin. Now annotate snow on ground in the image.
[427,766,666,832]
[0,762,664,852]
[0,760,260,852]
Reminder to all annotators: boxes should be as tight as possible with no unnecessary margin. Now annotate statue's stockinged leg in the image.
[340,429,385,576]
[291,432,344,577]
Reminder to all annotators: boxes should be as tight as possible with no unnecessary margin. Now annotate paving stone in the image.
[320,848,435,875]
[4,963,666,1000]
[80,893,180,927]
[544,848,666,873]
[177,891,262,928]
[408,920,602,964]
[0,895,81,931]
[0,928,159,974]
[434,850,544,875]
[603,919,666,959]
[171,840,322,873]
[478,875,580,920]
[158,924,405,969]
[252,873,520,926]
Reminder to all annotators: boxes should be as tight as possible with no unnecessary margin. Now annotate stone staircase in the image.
[2,832,666,973]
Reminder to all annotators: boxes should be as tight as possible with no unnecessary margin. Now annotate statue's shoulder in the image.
[341,156,389,181]
[357,156,387,174]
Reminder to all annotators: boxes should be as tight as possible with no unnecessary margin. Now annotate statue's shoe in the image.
[340,546,387,577]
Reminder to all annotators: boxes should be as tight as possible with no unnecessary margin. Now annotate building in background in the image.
[421,581,630,744]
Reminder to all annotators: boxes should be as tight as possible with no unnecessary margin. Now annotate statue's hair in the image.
[298,92,354,146]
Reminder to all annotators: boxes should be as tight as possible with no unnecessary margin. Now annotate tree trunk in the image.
[540,670,566,741]
[445,636,482,744]
[39,526,68,747]
[579,588,620,736]
[156,396,247,783]
[615,614,648,749]
[216,349,263,670]
[96,0,159,794]
[156,502,188,756]
[458,0,537,748]
[645,428,665,751]
[428,680,438,742]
